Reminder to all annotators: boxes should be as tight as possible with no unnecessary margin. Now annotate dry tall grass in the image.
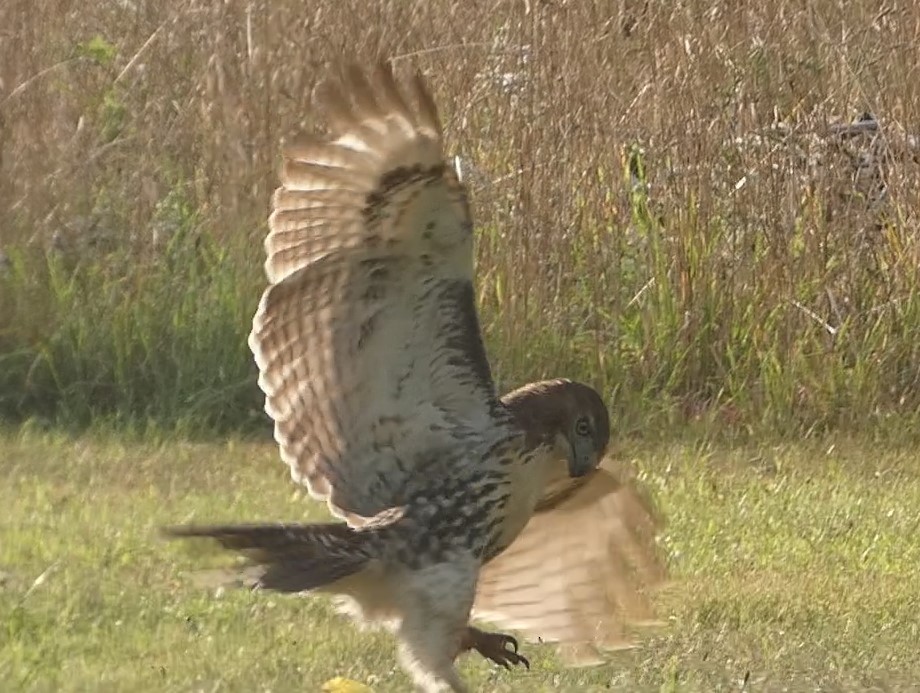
[2,0,920,433]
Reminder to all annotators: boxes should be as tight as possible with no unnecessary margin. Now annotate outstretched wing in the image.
[251,63,500,522]
[471,466,666,661]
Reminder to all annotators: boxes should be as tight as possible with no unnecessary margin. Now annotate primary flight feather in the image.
[165,62,665,692]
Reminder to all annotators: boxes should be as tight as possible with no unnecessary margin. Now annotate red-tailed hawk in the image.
[165,63,664,692]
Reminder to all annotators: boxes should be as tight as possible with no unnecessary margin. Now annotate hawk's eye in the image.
[575,418,591,437]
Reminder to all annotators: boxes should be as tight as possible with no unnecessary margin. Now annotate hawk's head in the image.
[501,378,610,479]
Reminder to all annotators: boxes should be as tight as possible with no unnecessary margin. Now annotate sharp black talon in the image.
[508,636,519,653]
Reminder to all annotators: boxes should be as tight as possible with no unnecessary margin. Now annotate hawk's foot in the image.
[461,626,530,670]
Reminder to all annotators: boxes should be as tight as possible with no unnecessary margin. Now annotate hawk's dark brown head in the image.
[501,378,610,478]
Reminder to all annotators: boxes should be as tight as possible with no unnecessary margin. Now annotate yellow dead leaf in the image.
[321,677,373,693]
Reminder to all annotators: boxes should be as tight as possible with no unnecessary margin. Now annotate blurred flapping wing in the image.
[472,466,666,660]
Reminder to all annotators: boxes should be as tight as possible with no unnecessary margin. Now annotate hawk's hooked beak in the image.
[568,435,600,478]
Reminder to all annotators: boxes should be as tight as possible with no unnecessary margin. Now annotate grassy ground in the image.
[3,428,919,692]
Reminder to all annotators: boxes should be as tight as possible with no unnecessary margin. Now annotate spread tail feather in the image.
[162,522,372,592]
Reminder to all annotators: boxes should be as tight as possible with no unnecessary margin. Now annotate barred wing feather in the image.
[249,64,500,523]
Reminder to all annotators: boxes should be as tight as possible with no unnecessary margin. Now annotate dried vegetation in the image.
[1,0,919,434]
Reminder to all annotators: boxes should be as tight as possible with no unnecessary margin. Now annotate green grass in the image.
[5,202,920,440]
[3,429,919,691]
[0,237,263,433]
